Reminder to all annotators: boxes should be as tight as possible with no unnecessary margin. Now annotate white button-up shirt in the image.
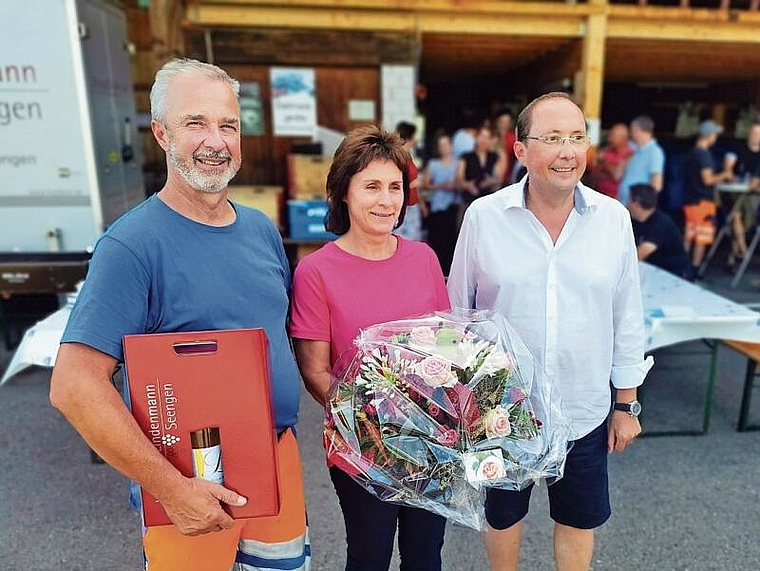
[448,177,653,439]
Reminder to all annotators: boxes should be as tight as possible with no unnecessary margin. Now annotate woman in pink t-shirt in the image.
[290,125,450,571]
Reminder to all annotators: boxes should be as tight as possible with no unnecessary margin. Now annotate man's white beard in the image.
[167,138,241,194]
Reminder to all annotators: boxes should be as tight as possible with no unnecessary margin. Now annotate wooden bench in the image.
[722,340,760,432]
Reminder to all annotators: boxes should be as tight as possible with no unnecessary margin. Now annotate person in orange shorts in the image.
[682,120,733,279]
[50,58,310,570]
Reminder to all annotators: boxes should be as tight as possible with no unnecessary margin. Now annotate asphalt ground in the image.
[1,252,760,571]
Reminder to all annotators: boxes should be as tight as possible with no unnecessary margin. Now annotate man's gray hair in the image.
[150,58,240,122]
[631,115,655,134]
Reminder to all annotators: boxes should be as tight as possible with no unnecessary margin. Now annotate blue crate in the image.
[287,200,338,241]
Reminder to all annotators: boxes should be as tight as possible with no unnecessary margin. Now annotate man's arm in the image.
[700,167,732,187]
[649,172,663,192]
[636,241,658,261]
[50,342,246,535]
[609,387,640,453]
[609,215,654,452]
[649,145,666,192]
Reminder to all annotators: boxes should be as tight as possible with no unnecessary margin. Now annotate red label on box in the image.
[123,328,280,526]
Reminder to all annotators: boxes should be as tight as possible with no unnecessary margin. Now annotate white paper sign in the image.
[463,449,507,484]
[348,99,376,121]
[270,67,317,137]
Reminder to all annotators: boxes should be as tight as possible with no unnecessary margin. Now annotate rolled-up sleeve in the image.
[611,215,654,389]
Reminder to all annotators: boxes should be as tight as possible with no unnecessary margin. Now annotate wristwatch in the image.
[614,400,642,417]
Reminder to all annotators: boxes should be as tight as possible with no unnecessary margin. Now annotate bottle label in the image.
[192,444,224,485]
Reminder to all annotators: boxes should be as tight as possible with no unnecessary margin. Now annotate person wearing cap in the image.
[618,115,665,206]
[682,119,734,278]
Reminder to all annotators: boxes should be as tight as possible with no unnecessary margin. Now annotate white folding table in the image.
[641,262,760,434]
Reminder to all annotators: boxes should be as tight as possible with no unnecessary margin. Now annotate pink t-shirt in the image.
[290,237,450,366]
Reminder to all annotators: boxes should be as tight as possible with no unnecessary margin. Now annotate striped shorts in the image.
[143,428,310,571]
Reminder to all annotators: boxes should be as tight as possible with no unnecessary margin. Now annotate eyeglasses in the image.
[524,135,589,147]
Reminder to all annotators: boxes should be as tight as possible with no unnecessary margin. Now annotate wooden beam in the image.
[607,15,760,43]
[184,28,418,66]
[186,4,586,37]
[419,13,583,37]
[191,0,602,18]
[610,4,760,21]
[578,0,607,144]
[608,5,760,44]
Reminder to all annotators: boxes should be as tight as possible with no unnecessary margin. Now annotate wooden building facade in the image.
[124,0,760,190]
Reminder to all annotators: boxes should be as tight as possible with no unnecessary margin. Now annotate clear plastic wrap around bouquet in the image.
[324,309,571,530]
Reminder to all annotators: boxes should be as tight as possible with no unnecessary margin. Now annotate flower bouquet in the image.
[324,309,570,530]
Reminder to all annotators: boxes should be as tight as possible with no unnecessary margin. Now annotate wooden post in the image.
[149,0,185,76]
[711,103,727,128]
[578,0,608,147]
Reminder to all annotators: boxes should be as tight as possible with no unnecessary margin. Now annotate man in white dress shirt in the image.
[447,92,653,571]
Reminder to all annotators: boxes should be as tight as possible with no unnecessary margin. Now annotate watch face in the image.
[630,401,642,416]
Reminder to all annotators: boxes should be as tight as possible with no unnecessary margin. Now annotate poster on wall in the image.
[239,82,264,136]
[270,67,317,137]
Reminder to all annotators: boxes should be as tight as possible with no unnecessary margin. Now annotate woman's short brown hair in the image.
[325,125,411,235]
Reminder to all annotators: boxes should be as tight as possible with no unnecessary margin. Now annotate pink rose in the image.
[427,402,441,418]
[437,428,459,446]
[477,457,507,480]
[410,326,437,347]
[417,356,457,388]
[484,406,512,438]
[509,387,526,404]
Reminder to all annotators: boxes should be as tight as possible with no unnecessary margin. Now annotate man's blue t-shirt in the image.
[619,139,666,205]
[62,195,299,431]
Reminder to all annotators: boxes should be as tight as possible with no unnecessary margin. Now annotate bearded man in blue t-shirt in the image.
[50,59,310,571]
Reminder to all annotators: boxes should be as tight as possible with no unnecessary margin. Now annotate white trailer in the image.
[0,0,144,294]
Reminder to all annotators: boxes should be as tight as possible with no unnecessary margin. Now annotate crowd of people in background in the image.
[404,108,760,283]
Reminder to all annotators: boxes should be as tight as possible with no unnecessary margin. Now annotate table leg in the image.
[699,222,729,276]
[702,340,719,433]
[642,341,717,437]
[738,358,757,432]
[731,226,760,288]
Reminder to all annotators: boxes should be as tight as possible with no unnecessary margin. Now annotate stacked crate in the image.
[227,185,284,231]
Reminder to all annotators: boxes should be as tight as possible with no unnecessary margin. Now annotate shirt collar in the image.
[500,175,598,215]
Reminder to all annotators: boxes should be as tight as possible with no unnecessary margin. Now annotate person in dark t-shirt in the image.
[629,183,690,279]
[682,120,733,277]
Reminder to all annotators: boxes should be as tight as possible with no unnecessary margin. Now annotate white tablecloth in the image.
[641,262,760,352]
[1,294,75,385]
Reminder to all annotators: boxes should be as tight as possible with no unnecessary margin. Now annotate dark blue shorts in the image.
[485,421,611,530]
